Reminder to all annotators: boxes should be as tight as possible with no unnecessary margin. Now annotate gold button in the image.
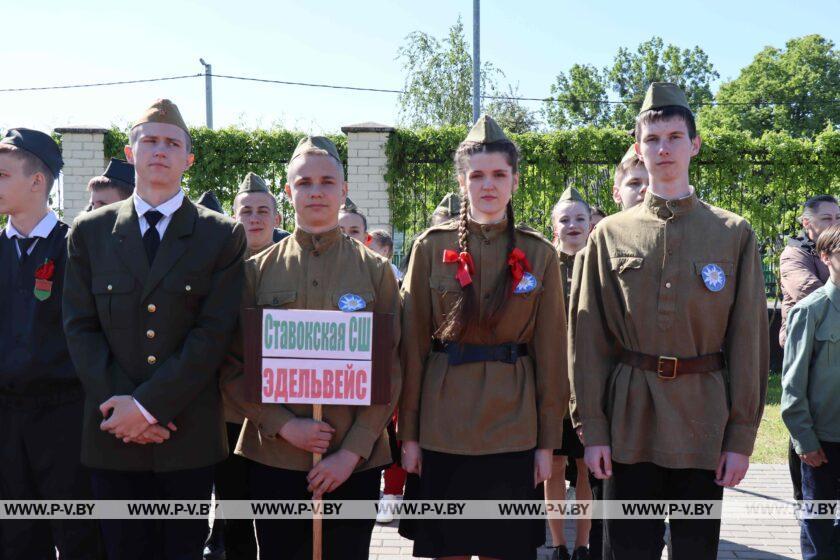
[147,355,157,365]
[107,284,113,291]
[146,330,155,339]
[147,304,156,313]
[185,285,192,292]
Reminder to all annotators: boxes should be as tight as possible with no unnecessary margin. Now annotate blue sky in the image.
[1,0,837,134]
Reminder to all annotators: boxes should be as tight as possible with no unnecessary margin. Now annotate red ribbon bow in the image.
[442,249,475,287]
[34,259,55,281]
[507,248,532,291]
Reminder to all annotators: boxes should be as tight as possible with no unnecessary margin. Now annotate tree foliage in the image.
[544,37,719,130]
[698,35,840,138]
[397,16,536,130]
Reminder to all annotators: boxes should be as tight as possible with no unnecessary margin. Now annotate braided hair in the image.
[435,140,520,341]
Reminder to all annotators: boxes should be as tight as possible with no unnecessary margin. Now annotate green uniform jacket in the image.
[223,226,402,472]
[571,190,769,470]
[63,196,246,472]
[781,280,840,454]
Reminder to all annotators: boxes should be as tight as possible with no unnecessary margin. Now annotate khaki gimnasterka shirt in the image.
[558,251,575,311]
[398,218,568,454]
[224,239,278,425]
[571,190,769,470]
[223,227,402,472]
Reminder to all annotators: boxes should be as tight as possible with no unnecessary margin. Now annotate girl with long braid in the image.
[398,115,569,560]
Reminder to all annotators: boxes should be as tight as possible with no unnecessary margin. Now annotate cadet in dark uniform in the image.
[87,158,135,211]
[571,83,769,559]
[222,136,402,560]
[399,115,568,560]
[63,99,246,560]
[0,128,103,559]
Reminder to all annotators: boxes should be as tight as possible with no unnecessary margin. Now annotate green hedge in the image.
[104,127,347,230]
[386,126,840,267]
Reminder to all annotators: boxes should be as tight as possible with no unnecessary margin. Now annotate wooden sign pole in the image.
[312,404,323,560]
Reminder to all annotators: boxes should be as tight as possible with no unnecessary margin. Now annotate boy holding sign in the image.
[223,136,401,560]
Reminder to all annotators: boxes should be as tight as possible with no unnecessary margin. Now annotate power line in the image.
[1,71,838,107]
[0,74,202,93]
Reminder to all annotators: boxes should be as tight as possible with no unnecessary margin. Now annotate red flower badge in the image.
[34,259,55,301]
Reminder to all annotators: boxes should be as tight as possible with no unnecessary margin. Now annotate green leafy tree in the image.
[698,35,840,138]
[543,64,612,129]
[397,16,533,129]
[607,37,719,129]
[486,84,539,133]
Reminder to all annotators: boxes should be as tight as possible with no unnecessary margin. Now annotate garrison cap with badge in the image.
[237,172,271,195]
[558,187,587,205]
[1,128,63,176]
[131,98,190,136]
[342,197,358,212]
[639,82,692,114]
[103,158,135,187]
[465,114,509,144]
[290,135,341,163]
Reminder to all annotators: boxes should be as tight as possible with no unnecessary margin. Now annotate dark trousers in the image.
[206,422,257,560]
[249,461,381,560]
[603,462,723,560]
[789,438,804,501]
[800,441,840,560]
[589,474,603,560]
[90,465,214,560]
[0,393,103,560]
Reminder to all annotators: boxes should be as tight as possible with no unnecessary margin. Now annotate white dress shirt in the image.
[130,189,185,426]
[5,209,58,257]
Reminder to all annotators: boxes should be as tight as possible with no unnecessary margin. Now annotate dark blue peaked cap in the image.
[103,158,135,186]
[0,128,63,176]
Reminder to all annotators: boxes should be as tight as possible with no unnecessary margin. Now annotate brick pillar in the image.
[340,123,395,233]
[54,127,108,224]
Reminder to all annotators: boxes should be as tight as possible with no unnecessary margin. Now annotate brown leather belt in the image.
[619,349,726,380]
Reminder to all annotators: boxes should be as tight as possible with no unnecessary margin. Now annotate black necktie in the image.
[143,210,164,265]
[16,237,36,263]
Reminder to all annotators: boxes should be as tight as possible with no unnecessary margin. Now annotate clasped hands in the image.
[278,417,360,500]
[99,395,177,445]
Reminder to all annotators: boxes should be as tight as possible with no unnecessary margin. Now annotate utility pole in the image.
[472,0,480,124]
[199,58,213,129]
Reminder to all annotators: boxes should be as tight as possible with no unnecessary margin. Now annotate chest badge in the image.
[701,264,726,292]
[34,259,55,302]
[338,293,366,312]
[513,272,538,294]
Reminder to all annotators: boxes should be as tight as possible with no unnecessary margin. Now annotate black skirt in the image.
[399,449,545,560]
[554,417,585,458]
[249,462,381,560]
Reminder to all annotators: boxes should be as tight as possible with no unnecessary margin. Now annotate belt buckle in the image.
[495,345,514,364]
[657,356,678,380]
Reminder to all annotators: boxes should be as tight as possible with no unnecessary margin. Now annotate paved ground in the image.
[369,464,801,560]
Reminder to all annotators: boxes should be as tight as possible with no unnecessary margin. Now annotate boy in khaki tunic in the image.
[222,136,401,560]
[571,83,769,559]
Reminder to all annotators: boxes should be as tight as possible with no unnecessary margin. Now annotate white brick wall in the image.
[55,128,108,224]
[341,123,395,233]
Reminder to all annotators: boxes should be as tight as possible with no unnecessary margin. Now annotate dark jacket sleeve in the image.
[132,224,246,425]
[63,220,138,403]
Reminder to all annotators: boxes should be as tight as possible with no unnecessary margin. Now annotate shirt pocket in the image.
[429,275,462,322]
[91,272,135,329]
[814,321,839,368]
[609,256,645,310]
[163,275,212,314]
[256,290,298,308]
[331,289,376,312]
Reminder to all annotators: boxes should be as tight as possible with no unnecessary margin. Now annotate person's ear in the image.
[612,186,622,205]
[273,213,281,227]
[124,145,134,164]
[690,135,702,157]
[185,153,195,169]
[634,142,642,161]
[819,251,831,267]
[511,172,520,195]
[284,183,292,202]
[341,181,349,200]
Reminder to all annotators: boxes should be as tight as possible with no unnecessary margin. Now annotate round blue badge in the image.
[338,293,366,312]
[514,272,538,294]
[701,264,726,292]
